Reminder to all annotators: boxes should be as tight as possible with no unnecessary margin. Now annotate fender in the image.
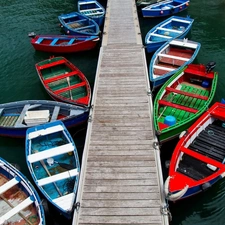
[164,176,189,201]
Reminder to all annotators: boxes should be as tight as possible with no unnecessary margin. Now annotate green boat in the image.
[153,62,218,144]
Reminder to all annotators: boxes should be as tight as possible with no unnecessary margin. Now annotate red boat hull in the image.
[30,35,99,53]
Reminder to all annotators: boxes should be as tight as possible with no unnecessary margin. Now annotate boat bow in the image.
[164,176,189,201]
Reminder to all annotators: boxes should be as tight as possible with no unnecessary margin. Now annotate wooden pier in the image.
[73,0,169,224]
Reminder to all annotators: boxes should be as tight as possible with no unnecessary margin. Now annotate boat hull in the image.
[0,100,89,138]
[30,35,99,53]
[154,64,218,143]
[142,0,189,17]
[145,16,194,53]
[78,0,105,26]
[166,102,225,201]
[26,121,80,219]
[58,12,100,36]
[36,56,91,107]
[170,175,222,200]
[0,157,46,225]
[150,39,201,89]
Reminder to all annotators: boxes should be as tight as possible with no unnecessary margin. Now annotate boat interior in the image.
[177,120,225,181]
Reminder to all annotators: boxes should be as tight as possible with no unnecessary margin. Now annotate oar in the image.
[39,159,63,197]
[34,150,62,196]
[67,77,73,100]
[0,194,33,225]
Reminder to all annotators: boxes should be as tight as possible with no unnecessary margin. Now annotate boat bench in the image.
[151,33,171,39]
[38,59,66,70]
[53,193,75,211]
[185,68,215,79]
[170,40,198,49]
[44,71,77,85]
[50,39,59,46]
[36,38,44,44]
[37,168,79,186]
[0,197,34,223]
[172,18,191,24]
[153,65,174,71]
[14,104,31,127]
[159,100,198,113]
[27,143,74,163]
[166,87,208,100]
[68,38,75,45]
[181,146,225,169]
[50,106,60,121]
[0,177,20,195]
[54,81,86,95]
[0,108,4,116]
[157,27,182,33]
[28,124,64,140]
[158,53,190,62]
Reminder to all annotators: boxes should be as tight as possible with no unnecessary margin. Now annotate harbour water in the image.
[0,0,225,224]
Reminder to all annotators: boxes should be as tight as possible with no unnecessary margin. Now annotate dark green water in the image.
[0,0,225,224]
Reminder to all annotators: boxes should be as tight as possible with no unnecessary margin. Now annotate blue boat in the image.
[0,157,45,225]
[149,38,201,89]
[145,15,194,53]
[25,120,80,219]
[142,0,190,18]
[77,0,105,26]
[0,100,89,138]
[58,11,100,36]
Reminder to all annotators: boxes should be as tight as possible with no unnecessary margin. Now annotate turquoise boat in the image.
[25,120,80,219]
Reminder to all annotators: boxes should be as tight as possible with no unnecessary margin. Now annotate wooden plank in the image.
[78,215,162,224]
[84,172,158,180]
[83,185,160,193]
[82,192,160,200]
[80,207,161,216]
[81,199,161,208]
[166,87,208,100]
[85,166,157,173]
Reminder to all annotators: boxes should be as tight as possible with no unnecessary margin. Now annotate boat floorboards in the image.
[158,83,209,123]
[178,154,214,181]
[0,116,19,127]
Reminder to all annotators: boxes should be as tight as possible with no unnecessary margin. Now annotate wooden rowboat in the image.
[165,102,225,201]
[145,15,194,53]
[0,100,89,138]
[0,157,45,225]
[153,62,218,143]
[28,33,100,53]
[142,0,190,18]
[58,12,100,36]
[25,120,80,219]
[35,56,91,107]
[149,38,201,89]
[77,0,105,26]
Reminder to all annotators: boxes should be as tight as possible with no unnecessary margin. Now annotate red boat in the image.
[29,33,99,53]
[35,56,91,107]
[164,102,225,201]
